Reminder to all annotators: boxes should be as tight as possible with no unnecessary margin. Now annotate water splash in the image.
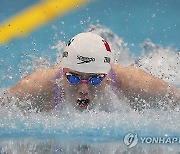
[0,24,180,153]
[137,39,180,86]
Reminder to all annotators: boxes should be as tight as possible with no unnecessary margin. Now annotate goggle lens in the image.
[90,76,103,85]
[66,75,80,84]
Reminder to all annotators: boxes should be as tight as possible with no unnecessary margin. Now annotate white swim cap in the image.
[61,32,112,74]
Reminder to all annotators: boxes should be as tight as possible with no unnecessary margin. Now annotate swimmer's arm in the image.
[112,64,180,107]
[9,68,60,111]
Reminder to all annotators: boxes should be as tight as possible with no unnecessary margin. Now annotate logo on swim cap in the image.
[67,38,74,46]
[63,51,68,58]
[102,40,111,52]
[104,57,110,63]
[77,55,95,64]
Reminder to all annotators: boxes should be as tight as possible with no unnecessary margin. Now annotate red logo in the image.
[102,40,111,52]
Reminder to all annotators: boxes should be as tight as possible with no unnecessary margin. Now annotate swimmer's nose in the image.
[78,83,90,97]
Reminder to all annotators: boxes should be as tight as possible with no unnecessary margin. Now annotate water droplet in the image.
[9,76,13,80]
[8,66,12,71]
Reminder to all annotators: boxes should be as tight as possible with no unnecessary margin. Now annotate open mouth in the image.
[76,98,90,108]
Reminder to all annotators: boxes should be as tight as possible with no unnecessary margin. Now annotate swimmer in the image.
[9,32,180,112]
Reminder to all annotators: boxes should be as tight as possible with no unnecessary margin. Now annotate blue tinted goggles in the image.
[65,72,106,85]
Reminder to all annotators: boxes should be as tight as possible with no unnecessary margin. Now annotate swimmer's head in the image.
[61,32,112,74]
[61,32,112,111]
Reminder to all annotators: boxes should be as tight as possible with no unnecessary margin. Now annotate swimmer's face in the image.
[62,68,108,111]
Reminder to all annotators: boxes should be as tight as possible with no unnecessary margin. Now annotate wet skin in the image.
[61,68,108,111]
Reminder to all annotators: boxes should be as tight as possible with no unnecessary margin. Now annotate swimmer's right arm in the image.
[9,68,60,111]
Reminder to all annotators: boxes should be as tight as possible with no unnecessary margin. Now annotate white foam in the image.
[137,39,180,86]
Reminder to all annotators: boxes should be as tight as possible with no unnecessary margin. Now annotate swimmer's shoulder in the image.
[111,63,142,78]
[9,67,62,98]
[111,63,128,78]
[32,67,60,80]
[110,63,142,88]
[19,67,60,85]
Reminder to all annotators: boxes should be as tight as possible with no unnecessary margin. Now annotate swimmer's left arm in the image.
[112,64,180,108]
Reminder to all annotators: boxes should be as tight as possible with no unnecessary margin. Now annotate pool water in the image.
[0,0,180,153]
